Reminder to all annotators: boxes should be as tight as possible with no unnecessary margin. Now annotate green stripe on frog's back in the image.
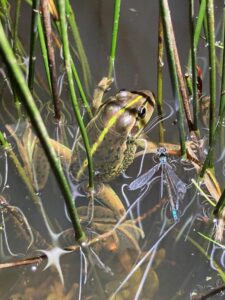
[70,91,155,183]
[71,95,142,182]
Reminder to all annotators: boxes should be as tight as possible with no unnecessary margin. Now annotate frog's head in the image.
[104,90,155,137]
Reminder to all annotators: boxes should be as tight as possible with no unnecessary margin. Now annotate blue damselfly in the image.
[129,147,187,221]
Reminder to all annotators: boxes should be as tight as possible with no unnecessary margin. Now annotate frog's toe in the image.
[98,77,114,91]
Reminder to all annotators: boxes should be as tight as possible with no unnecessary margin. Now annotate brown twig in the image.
[41,0,61,121]
[163,1,195,133]
[192,283,225,300]
[0,229,113,270]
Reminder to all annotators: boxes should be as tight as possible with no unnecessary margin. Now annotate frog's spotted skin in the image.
[70,89,155,184]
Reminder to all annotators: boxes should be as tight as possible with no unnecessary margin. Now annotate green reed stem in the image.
[0,21,86,243]
[160,0,186,156]
[11,0,22,114]
[219,6,225,118]
[213,12,225,217]
[190,0,199,131]
[0,0,8,18]
[37,13,51,90]
[200,15,225,179]
[194,0,207,47]
[108,0,121,78]
[157,14,164,143]
[65,0,92,94]
[13,0,21,56]
[206,0,216,168]
[58,0,94,189]
[50,8,92,118]
[71,57,93,118]
[214,187,225,219]
[26,0,51,91]
[41,0,61,121]
[187,0,206,70]
[184,73,193,96]
[219,5,225,77]
[200,0,209,41]
[28,0,40,94]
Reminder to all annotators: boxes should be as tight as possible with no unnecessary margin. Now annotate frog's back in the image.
[70,113,136,183]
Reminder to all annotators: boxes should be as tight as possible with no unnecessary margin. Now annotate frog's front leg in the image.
[92,77,114,111]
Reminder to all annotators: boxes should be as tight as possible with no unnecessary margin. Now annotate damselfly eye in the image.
[138,106,146,119]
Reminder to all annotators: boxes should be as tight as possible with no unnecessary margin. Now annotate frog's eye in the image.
[137,106,146,119]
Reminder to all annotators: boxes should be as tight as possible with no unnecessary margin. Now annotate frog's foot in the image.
[92,77,114,110]
[97,77,114,92]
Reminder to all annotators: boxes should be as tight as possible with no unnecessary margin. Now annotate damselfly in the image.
[129,147,187,221]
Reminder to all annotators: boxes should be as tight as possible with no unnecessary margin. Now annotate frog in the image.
[50,77,156,219]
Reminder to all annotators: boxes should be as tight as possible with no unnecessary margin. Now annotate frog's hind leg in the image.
[87,183,126,222]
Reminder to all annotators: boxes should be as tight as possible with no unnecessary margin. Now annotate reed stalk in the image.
[58,0,94,189]
[27,1,91,116]
[28,0,40,94]
[160,0,186,156]
[70,57,93,118]
[49,5,92,118]
[65,0,92,95]
[200,6,225,179]
[0,0,8,19]
[108,0,121,78]
[212,8,225,218]
[157,14,165,143]
[187,0,207,70]
[13,0,21,56]
[190,0,199,131]
[0,21,86,243]
[41,0,61,121]
[206,0,216,169]
[200,0,209,41]
[37,13,51,90]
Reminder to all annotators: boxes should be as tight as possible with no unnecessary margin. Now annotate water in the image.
[0,1,225,299]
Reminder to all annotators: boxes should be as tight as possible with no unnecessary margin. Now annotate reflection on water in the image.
[0,1,225,300]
